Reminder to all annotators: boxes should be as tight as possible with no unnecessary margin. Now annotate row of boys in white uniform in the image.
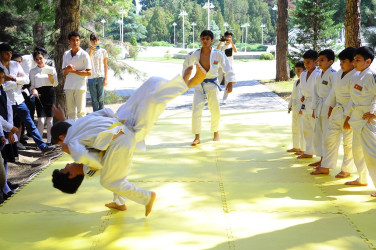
[288,47,376,197]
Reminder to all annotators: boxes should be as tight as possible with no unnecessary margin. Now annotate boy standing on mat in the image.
[51,66,207,216]
[182,30,236,146]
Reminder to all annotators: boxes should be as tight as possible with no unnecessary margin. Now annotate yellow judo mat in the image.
[1,109,376,250]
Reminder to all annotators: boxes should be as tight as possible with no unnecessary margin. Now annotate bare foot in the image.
[105,202,127,211]
[297,154,313,159]
[295,151,304,155]
[371,193,376,197]
[287,148,300,152]
[191,139,200,146]
[310,167,329,175]
[335,171,351,178]
[213,132,220,141]
[145,192,156,217]
[187,64,207,88]
[345,180,368,186]
[308,161,321,167]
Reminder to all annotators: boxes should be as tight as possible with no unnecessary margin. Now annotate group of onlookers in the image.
[0,31,108,200]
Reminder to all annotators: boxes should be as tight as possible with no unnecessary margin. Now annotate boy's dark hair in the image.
[34,46,48,54]
[224,31,233,37]
[303,49,318,61]
[319,49,335,61]
[32,50,45,60]
[295,61,305,70]
[90,33,99,41]
[354,46,375,63]
[51,121,72,144]
[52,169,84,194]
[338,47,356,61]
[11,53,22,60]
[68,31,81,40]
[200,30,214,40]
[0,43,12,52]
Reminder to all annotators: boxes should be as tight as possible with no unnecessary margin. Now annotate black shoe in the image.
[21,134,29,141]
[41,145,56,154]
[3,190,14,200]
[7,181,20,190]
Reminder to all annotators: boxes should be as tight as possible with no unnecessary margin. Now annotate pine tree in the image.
[291,0,341,53]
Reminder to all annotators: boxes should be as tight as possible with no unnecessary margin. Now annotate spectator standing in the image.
[62,31,92,119]
[86,33,108,111]
[30,49,58,145]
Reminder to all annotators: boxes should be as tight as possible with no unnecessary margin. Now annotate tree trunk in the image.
[276,0,289,81]
[345,0,361,48]
[54,0,80,111]
[33,22,45,47]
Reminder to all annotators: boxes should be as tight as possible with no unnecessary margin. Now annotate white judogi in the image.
[182,48,236,134]
[288,79,305,150]
[312,67,336,156]
[322,69,357,172]
[345,67,376,184]
[299,68,321,155]
[64,76,188,206]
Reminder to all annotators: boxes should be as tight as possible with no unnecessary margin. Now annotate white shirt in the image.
[62,48,91,90]
[0,61,29,105]
[326,69,358,108]
[21,54,37,76]
[182,48,236,83]
[29,65,58,89]
[299,68,321,114]
[219,44,235,65]
[345,67,376,130]
[86,47,108,79]
[312,67,336,117]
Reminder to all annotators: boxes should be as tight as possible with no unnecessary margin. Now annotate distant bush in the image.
[164,50,172,59]
[236,43,268,52]
[103,91,128,104]
[187,42,200,49]
[260,52,274,60]
[150,41,174,47]
[178,50,188,54]
[141,41,148,46]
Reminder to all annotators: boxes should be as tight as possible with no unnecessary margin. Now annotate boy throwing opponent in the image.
[51,66,207,216]
[183,30,236,146]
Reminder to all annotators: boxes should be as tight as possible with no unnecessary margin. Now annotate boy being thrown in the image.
[183,30,236,146]
[51,66,207,216]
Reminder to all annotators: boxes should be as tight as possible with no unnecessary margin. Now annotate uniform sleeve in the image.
[220,52,236,83]
[83,165,100,178]
[15,63,29,85]
[182,52,196,75]
[310,76,319,110]
[68,140,104,170]
[368,74,376,113]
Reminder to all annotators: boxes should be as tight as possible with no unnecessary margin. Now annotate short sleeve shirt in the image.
[86,48,108,79]
[62,48,91,90]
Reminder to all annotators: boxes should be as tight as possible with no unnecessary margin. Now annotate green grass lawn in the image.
[259,79,296,101]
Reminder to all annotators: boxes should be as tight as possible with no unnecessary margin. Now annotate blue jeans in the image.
[13,102,46,149]
[88,77,105,111]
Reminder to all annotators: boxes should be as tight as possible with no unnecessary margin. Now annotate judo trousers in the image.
[291,111,305,150]
[360,121,376,187]
[192,83,220,134]
[313,116,329,157]
[302,113,315,155]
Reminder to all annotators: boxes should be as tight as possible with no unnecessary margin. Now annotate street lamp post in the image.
[119,9,126,43]
[192,22,197,48]
[173,22,177,46]
[261,24,266,45]
[244,22,250,52]
[179,10,188,48]
[101,19,106,37]
[241,24,245,44]
[223,22,229,32]
[203,0,215,30]
[117,19,122,42]
[272,4,277,45]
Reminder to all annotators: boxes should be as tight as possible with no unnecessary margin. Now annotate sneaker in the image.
[16,142,26,150]
[41,145,56,154]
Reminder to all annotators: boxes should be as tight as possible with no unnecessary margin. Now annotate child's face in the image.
[303,58,317,72]
[353,54,371,72]
[318,55,333,71]
[340,59,354,73]
[57,134,66,145]
[34,54,45,67]
[68,36,80,49]
[295,67,304,78]
[0,72,4,85]
[200,35,213,48]
[90,39,99,46]
[60,163,82,179]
